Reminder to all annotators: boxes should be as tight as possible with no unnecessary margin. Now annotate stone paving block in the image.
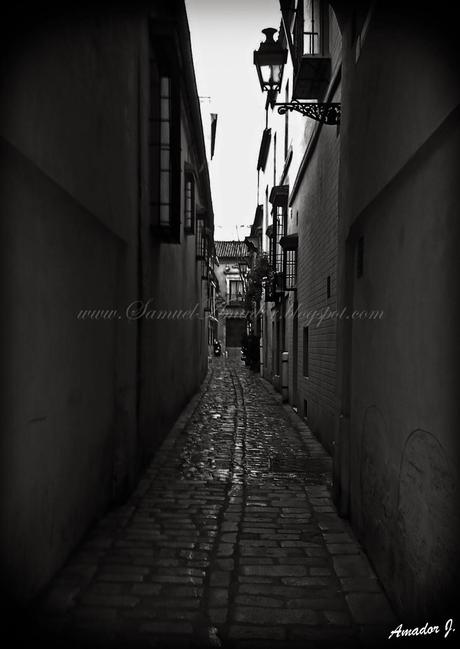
[276,557,329,566]
[149,575,203,585]
[239,539,278,547]
[323,532,354,543]
[340,577,382,592]
[130,583,163,596]
[332,554,375,577]
[215,558,234,570]
[217,543,234,557]
[208,587,229,607]
[228,625,286,640]
[239,558,274,566]
[99,564,150,575]
[326,543,360,555]
[235,594,284,608]
[165,585,203,598]
[139,622,193,635]
[241,565,308,577]
[239,576,275,584]
[309,567,333,576]
[281,576,334,587]
[152,598,200,609]
[97,573,146,583]
[209,571,232,586]
[79,594,140,608]
[262,533,300,541]
[124,607,196,622]
[208,607,228,624]
[286,597,346,610]
[238,583,309,598]
[234,606,321,625]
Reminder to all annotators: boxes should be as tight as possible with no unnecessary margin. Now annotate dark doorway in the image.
[226,318,246,347]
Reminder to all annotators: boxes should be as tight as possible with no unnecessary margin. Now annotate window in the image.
[268,229,274,267]
[196,215,210,279]
[274,205,285,274]
[303,0,321,55]
[290,0,331,100]
[196,216,204,259]
[159,76,172,227]
[303,326,309,377]
[268,185,288,296]
[285,249,297,290]
[229,280,244,303]
[292,0,328,60]
[149,29,181,241]
[184,172,195,234]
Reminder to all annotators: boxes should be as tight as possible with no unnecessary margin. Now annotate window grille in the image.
[159,76,172,227]
[196,217,205,259]
[285,249,297,290]
[184,173,195,233]
[229,280,244,303]
[149,28,181,241]
[274,205,284,275]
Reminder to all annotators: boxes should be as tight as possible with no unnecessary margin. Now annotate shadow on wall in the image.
[359,407,459,621]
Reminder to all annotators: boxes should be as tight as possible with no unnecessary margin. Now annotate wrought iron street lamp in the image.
[253,28,341,125]
[253,28,287,93]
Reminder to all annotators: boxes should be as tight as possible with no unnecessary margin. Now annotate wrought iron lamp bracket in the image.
[276,101,341,125]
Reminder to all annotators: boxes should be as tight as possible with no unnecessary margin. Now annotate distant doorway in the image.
[225,318,246,348]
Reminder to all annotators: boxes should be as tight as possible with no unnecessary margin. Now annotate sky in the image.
[185,0,281,241]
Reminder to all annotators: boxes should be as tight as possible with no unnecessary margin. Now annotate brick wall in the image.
[293,118,340,453]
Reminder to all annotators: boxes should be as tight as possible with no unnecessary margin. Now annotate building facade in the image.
[330,0,460,620]
[214,241,248,354]
[255,0,342,454]
[0,0,214,602]
[253,0,459,621]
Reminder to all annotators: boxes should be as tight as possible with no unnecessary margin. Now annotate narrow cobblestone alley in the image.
[31,359,397,649]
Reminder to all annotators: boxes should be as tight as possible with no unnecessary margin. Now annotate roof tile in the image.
[215,240,247,259]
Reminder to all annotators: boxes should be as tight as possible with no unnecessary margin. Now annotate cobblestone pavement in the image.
[32,358,397,649]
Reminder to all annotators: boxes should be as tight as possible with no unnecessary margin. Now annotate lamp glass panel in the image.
[260,64,272,85]
[270,64,282,86]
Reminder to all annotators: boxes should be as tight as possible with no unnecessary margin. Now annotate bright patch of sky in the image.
[185,0,281,241]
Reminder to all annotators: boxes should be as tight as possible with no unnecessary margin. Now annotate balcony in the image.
[264,272,284,302]
[293,55,331,100]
